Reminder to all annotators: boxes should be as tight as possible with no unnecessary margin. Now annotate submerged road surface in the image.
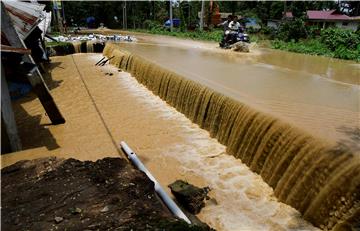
[2,54,319,231]
[110,39,359,147]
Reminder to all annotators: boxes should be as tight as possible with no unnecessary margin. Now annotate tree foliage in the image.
[61,1,358,29]
[276,18,307,42]
[320,27,360,51]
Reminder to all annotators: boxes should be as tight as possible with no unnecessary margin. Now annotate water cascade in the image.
[47,41,105,57]
[103,43,360,230]
[72,41,82,53]
[86,40,94,53]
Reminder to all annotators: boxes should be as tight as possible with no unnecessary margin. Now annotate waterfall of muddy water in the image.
[104,43,360,230]
[70,41,96,53]
[72,41,82,53]
[87,41,94,53]
[104,42,359,145]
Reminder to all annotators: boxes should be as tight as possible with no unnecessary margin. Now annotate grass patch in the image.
[45,41,75,55]
[46,41,73,47]
[133,28,223,42]
[271,39,360,61]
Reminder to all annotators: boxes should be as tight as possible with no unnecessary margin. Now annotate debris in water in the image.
[169,180,211,214]
[99,56,115,66]
[95,57,106,66]
[47,34,136,43]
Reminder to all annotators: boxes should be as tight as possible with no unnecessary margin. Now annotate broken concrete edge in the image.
[46,41,105,56]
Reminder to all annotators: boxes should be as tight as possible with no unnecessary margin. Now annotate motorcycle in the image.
[219,29,250,48]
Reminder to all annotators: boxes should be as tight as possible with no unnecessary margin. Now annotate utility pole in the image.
[62,0,65,22]
[200,0,204,31]
[123,0,127,30]
[52,0,63,33]
[169,0,173,32]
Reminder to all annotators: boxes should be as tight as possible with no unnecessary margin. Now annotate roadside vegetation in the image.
[134,21,223,42]
[45,41,75,55]
[132,22,359,61]
[268,19,360,61]
[57,1,359,61]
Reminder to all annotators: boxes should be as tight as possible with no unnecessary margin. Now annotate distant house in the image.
[267,10,359,31]
[306,10,359,31]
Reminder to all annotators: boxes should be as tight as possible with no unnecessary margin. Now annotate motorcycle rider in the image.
[218,15,233,33]
[228,16,241,31]
[219,15,233,47]
[224,16,240,44]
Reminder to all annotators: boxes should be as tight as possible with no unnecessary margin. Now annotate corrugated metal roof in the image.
[3,0,46,39]
[307,10,350,21]
[38,11,52,38]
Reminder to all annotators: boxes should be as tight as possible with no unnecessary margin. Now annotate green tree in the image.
[277,17,307,42]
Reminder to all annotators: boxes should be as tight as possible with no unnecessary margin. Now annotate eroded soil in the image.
[1,157,210,231]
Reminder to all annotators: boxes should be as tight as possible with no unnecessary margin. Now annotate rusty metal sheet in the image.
[3,0,46,40]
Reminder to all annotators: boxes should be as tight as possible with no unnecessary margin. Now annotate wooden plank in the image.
[1,45,31,54]
[1,62,22,153]
[1,2,65,124]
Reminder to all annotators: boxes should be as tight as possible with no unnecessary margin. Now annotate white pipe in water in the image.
[120,141,191,224]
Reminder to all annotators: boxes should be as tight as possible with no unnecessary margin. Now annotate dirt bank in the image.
[1,157,210,230]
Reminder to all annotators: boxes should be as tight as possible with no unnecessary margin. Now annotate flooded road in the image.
[4,29,359,230]
[110,41,359,144]
[2,54,319,230]
[103,38,360,229]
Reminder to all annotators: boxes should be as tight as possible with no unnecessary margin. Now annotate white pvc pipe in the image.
[120,141,191,224]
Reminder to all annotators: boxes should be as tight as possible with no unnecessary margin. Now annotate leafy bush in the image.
[261,26,276,35]
[143,20,162,31]
[320,28,360,51]
[306,25,321,39]
[333,45,360,61]
[271,39,331,56]
[271,38,359,61]
[247,27,256,34]
[260,26,277,39]
[276,18,307,42]
[46,42,75,55]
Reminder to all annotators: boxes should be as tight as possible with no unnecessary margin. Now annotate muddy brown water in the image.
[104,42,360,230]
[3,53,320,231]
[107,41,359,145]
[4,31,359,230]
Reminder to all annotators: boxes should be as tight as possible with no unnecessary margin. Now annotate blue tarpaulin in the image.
[164,18,180,27]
